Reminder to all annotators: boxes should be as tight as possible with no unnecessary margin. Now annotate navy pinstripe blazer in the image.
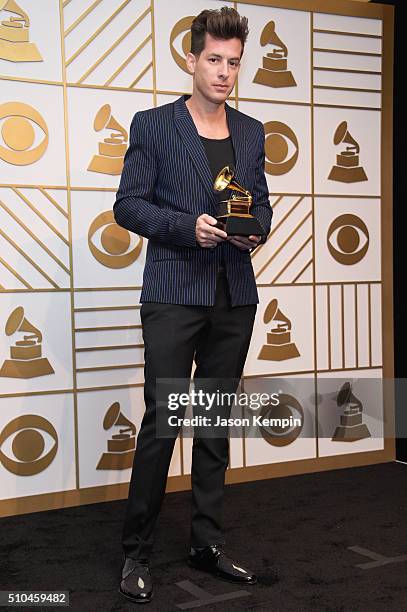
[113,95,272,306]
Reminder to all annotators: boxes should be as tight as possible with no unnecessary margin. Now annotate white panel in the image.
[64,0,152,88]
[316,285,329,371]
[0,393,76,500]
[245,286,314,376]
[67,87,154,189]
[314,70,381,91]
[314,108,381,196]
[329,284,343,370]
[343,284,356,369]
[370,283,383,367]
[76,386,151,488]
[236,3,311,104]
[314,198,381,283]
[0,292,73,395]
[357,284,370,368]
[253,197,313,285]
[0,81,67,186]
[313,13,382,36]
[76,366,144,389]
[243,376,316,466]
[0,0,63,82]
[76,346,144,369]
[75,308,140,328]
[314,32,382,55]
[75,327,143,349]
[314,88,381,109]
[317,369,384,458]
[74,289,142,308]
[313,51,382,72]
[70,190,146,289]
[239,101,312,195]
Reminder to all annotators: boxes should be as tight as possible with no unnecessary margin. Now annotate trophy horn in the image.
[214,166,251,198]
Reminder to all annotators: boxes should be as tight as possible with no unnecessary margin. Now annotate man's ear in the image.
[185,52,196,75]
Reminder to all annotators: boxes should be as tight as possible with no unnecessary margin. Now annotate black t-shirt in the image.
[200,135,236,188]
[200,135,235,269]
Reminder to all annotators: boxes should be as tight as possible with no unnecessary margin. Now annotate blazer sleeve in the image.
[249,122,273,250]
[113,111,199,248]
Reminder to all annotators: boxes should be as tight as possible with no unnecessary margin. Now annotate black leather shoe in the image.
[119,557,153,604]
[188,544,257,584]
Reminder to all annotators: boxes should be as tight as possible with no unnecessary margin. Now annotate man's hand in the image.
[196,214,227,248]
[227,234,262,251]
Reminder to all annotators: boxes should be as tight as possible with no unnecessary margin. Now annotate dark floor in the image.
[1,461,407,611]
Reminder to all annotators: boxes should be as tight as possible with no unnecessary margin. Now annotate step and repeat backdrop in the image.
[0,0,394,516]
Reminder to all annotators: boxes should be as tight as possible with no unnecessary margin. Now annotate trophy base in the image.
[332,423,371,442]
[328,165,368,183]
[216,215,265,236]
[0,39,42,62]
[0,358,54,379]
[87,155,124,176]
[253,67,296,88]
[258,343,300,361]
[96,450,135,470]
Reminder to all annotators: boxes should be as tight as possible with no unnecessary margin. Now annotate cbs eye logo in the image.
[327,214,369,265]
[0,415,58,476]
[169,16,195,73]
[263,121,299,175]
[0,102,49,166]
[88,211,143,268]
[259,393,304,446]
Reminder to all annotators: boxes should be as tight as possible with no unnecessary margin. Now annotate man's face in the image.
[186,33,242,104]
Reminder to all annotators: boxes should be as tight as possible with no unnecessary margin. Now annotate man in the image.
[113,7,272,604]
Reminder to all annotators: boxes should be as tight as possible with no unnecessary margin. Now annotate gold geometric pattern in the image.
[0,187,70,289]
[63,0,153,88]
[252,196,313,284]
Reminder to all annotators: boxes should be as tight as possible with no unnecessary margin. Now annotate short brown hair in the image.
[190,7,249,57]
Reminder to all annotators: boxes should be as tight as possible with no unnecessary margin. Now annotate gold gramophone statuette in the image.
[253,21,296,88]
[0,306,54,378]
[213,166,265,236]
[96,402,137,470]
[0,0,42,62]
[328,121,368,183]
[331,382,371,442]
[87,104,128,176]
[257,299,300,361]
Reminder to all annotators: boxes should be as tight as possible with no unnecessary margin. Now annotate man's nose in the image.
[218,61,230,79]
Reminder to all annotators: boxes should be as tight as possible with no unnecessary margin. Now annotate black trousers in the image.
[122,268,257,559]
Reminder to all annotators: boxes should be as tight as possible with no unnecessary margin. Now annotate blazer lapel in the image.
[173,95,217,207]
[225,102,249,188]
[173,96,250,206]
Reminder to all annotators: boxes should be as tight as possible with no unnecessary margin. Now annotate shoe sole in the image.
[118,585,153,604]
[187,559,257,585]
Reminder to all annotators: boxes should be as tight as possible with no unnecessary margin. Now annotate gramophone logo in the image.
[258,299,300,361]
[0,306,54,379]
[96,402,137,470]
[328,121,368,183]
[169,16,194,73]
[327,214,369,265]
[0,0,42,62]
[88,210,143,268]
[259,393,304,446]
[332,382,371,442]
[87,104,128,176]
[253,21,296,88]
[263,121,299,175]
[0,414,58,475]
[0,102,49,165]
